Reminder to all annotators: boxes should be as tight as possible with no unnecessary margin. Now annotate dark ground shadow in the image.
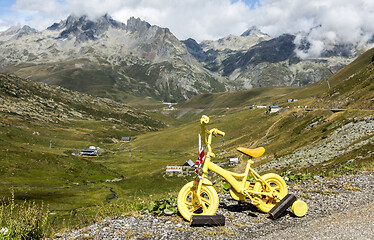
[219,200,296,219]
[219,201,262,217]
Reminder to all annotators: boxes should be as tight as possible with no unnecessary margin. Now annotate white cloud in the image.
[1,0,373,57]
[111,0,252,41]
[248,0,374,58]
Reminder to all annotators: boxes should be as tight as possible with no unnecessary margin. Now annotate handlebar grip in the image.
[201,115,210,124]
[216,129,225,136]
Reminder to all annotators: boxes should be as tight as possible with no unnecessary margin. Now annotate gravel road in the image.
[54,171,374,239]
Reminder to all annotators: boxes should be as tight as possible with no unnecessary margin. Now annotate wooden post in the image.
[190,215,225,226]
[269,193,297,219]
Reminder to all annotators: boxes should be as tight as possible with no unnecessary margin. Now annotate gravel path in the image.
[54,171,374,239]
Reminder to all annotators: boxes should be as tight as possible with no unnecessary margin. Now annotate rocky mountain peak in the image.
[198,26,272,53]
[126,17,151,33]
[96,13,125,29]
[241,26,270,38]
[47,14,125,42]
[182,38,207,62]
[0,25,38,40]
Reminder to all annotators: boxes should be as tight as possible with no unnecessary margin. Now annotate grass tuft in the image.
[0,190,49,239]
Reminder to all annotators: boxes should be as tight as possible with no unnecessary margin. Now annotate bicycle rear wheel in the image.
[253,173,288,213]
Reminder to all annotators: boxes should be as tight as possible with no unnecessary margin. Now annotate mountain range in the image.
[0,14,224,102]
[0,14,372,102]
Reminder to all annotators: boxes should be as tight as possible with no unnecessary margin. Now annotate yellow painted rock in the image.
[292,200,308,217]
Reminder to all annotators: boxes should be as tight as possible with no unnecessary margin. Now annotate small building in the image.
[121,137,131,142]
[165,166,183,176]
[183,159,195,167]
[229,157,239,166]
[269,105,280,113]
[288,99,298,102]
[163,102,177,111]
[80,146,100,157]
[182,159,195,176]
[256,105,267,109]
[166,160,195,176]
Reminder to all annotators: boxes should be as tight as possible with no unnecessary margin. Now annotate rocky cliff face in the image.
[183,28,364,90]
[0,15,225,102]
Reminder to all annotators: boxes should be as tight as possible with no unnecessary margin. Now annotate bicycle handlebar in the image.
[200,115,225,158]
[200,115,210,125]
[215,129,225,136]
[200,115,225,137]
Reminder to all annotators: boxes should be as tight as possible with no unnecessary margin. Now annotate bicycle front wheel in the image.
[177,181,219,221]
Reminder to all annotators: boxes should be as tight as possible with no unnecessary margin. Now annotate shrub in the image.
[281,171,314,182]
[0,191,49,239]
[141,195,178,216]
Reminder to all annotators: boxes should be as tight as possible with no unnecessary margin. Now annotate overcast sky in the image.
[1,0,374,57]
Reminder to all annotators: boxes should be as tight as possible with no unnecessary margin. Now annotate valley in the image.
[0,47,373,232]
[0,14,373,238]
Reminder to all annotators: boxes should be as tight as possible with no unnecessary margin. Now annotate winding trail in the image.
[250,116,284,148]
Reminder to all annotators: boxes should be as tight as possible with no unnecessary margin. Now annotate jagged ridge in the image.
[0,15,225,102]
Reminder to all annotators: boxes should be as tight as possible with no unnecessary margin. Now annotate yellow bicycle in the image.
[177,115,288,221]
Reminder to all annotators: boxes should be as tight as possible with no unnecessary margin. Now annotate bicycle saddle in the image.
[236,147,265,158]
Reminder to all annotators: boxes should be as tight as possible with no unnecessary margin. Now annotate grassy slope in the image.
[293,48,374,108]
[1,60,157,103]
[178,86,300,109]
[0,74,183,227]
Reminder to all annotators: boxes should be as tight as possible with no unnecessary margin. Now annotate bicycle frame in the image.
[178,115,288,221]
[193,116,278,207]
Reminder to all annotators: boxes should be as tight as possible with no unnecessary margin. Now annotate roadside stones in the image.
[54,172,374,240]
[258,118,374,172]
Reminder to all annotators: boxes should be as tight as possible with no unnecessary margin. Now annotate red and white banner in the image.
[195,134,205,178]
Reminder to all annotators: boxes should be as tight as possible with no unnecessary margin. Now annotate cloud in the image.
[64,0,252,41]
[0,0,253,41]
[1,0,373,57]
[247,0,374,58]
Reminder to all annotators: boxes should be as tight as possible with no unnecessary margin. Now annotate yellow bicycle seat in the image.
[237,147,265,158]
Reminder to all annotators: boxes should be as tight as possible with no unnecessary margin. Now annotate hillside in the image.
[139,48,374,174]
[313,47,374,109]
[0,73,163,129]
[178,47,374,111]
[0,73,179,228]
